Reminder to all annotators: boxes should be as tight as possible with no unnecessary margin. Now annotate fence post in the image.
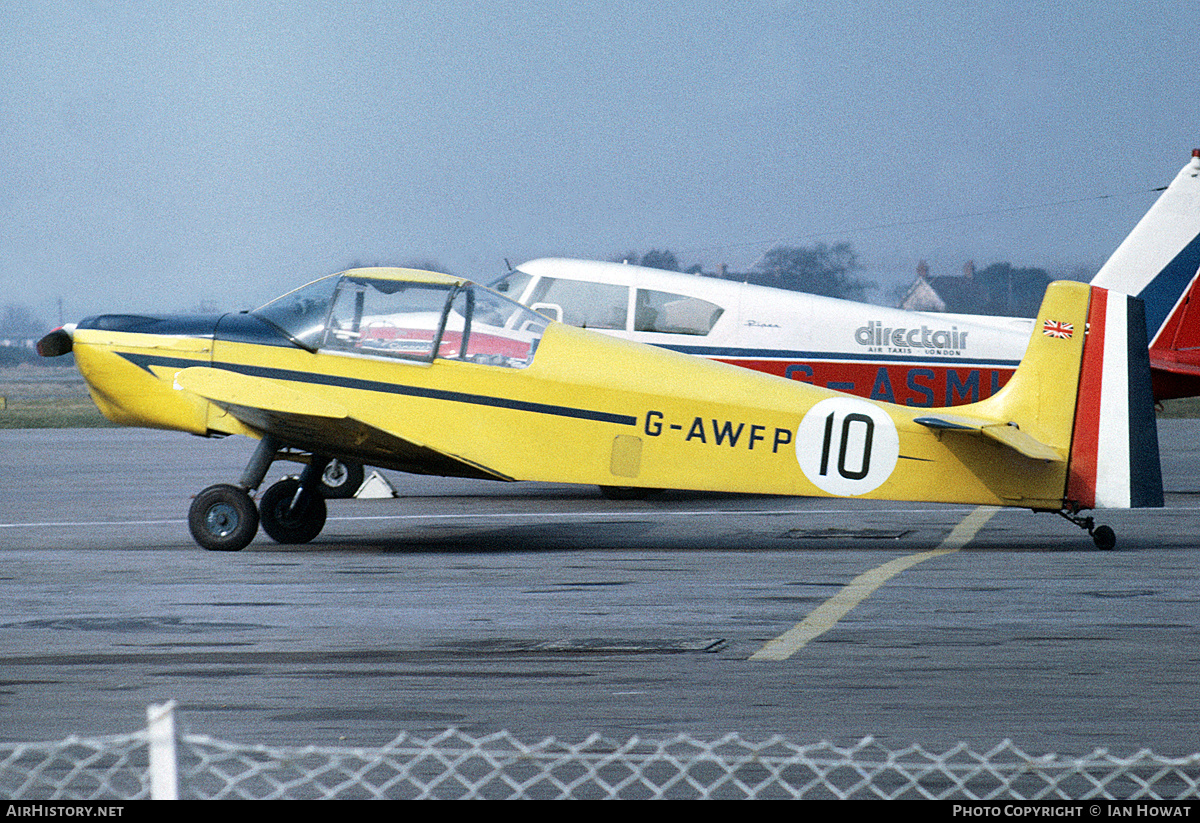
[146,701,179,800]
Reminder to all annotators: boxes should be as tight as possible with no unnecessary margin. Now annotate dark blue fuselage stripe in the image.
[1122,296,1165,507]
[118,353,637,426]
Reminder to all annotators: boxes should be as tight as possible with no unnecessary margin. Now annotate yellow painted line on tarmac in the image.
[749,506,999,662]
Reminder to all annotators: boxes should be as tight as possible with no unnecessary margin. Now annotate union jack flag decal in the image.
[1042,319,1074,339]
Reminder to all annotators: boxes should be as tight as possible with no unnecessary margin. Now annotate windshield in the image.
[488,269,533,301]
[252,275,340,349]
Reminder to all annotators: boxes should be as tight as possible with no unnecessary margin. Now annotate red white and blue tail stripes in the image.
[1066,289,1163,510]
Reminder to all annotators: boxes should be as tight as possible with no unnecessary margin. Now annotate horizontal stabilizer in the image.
[914,414,1064,462]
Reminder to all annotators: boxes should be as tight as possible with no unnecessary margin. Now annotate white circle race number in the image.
[796,397,899,496]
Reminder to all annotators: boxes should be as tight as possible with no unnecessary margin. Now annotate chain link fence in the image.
[3,703,1199,799]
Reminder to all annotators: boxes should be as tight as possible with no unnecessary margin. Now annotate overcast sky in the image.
[4,0,1200,322]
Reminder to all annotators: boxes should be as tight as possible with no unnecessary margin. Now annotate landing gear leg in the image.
[239,435,280,491]
[188,436,280,552]
[1057,510,1116,550]
[259,455,330,545]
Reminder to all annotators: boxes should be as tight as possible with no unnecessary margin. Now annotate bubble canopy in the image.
[252,269,551,368]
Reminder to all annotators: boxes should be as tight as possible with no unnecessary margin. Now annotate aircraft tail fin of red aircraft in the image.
[1091,150,1200,399]
[1063,288,1164,510]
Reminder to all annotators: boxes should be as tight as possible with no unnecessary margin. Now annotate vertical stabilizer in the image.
[1091,151,1200,349]
[968,282,1162,512]
[1065,289,1163,510]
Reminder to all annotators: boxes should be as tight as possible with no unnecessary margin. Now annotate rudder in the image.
[1065,289,1163,510]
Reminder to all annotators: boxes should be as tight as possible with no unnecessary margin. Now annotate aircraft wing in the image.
[174,366,512,481]
[913,414,1064,462]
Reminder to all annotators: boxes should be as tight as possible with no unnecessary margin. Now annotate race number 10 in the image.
[820,412,875,480]
[797,398,899,496]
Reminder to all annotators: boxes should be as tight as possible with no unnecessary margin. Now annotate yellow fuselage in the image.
[71,289,1083,510]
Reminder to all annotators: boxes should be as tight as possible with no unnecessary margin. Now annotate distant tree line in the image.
[610,243,873,302]
[1,304,43,337]
[0,304,48,366]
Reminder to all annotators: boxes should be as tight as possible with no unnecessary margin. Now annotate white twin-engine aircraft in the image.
[493,151,1200,407]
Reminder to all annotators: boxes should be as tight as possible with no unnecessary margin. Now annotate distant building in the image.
[898,261,944,311]
[898,259,1050,317]
[899,260,991,313]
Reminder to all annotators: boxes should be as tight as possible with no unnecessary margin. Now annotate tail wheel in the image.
[259,477,327,544]
[1092,524,1116,551]
[1057,509,1117,551]
[189,484,259,552]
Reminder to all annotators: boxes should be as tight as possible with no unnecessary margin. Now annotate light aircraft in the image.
[39,264,1160,552]
[492,151,1200,406]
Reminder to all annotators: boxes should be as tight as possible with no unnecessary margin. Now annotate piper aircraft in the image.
[492,151,1200,406]
[39,265,1160,552]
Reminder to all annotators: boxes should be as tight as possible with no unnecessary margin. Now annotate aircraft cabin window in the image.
[439,285,549,368]
[323,278,453,360]
[633,289,724,335]
[525,277,629,330]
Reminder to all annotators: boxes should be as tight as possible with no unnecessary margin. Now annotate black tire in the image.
[189,484,259,552]
[259,477,327,544]
[320,459,364,499]
[598,486,663,500]
[1092,524,1116,551]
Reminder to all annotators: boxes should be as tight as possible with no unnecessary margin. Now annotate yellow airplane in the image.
[38,270,1161,551]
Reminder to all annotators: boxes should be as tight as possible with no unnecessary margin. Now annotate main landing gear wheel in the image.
[320,459,364,499]
[259,477,327,545]
[189,484,259,552]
